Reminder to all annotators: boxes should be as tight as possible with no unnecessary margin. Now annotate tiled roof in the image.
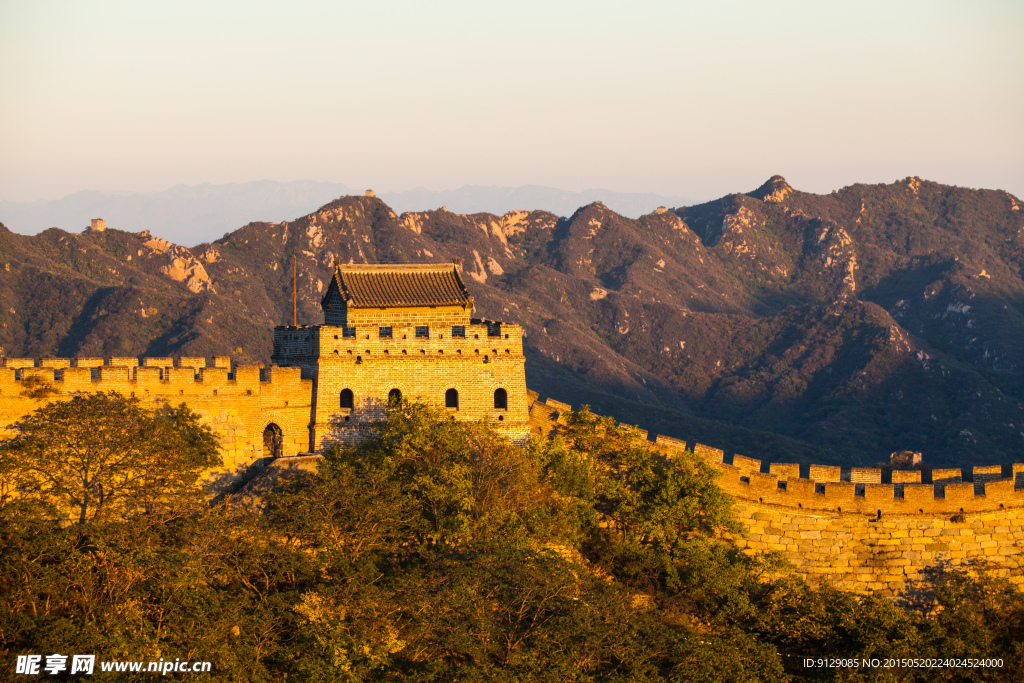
[330,263,473,308]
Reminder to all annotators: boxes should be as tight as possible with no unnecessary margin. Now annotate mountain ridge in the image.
[1,175,1022,467]
[0,181,692,247]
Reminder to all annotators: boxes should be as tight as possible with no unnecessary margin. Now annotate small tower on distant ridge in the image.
[891,450,923,467]
[364,189,374,197]
[89,218,106,232]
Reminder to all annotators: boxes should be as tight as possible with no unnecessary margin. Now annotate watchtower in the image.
[272,262,528,450]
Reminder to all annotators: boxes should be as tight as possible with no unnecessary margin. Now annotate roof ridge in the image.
[337,262,456,272]
[326,262,473,309]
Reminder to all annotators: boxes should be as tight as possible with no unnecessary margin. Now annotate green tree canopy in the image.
[1,398,1021,680]
[1,392,221,524]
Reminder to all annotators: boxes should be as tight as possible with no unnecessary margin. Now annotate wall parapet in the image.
[1,356,315,478]
[526,395,1024,516]
[0,356,308,395]
[526,394,1024,593]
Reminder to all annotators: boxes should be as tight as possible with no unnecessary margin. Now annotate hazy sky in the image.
[1,0,1021,203]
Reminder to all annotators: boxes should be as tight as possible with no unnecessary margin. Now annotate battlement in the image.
[0,355,315,481]
[660,438,1024,515]
[526,395,1024,516]
[526,394,1024,593]
[0,356,303,394]
[272,320,523,365]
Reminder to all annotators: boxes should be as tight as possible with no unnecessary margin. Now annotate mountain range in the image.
[0,181,691,247]
[1,175,1022,467]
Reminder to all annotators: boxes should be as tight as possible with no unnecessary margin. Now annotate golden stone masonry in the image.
[0,262,527,477]
[528,396,1024,595]
[272,262,528,451]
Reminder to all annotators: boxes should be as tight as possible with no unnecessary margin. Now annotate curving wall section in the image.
[527,392,1024,595]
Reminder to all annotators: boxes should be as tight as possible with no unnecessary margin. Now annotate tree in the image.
[1,392,221,524]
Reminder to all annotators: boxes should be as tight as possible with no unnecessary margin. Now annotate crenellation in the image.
[198,367,230,386]
[176,357,206,369]
[656,435,687,452]
[731,453,762,475]
[630,432,1024,593]
[22,368,56,382]
[747,471,778,491]
[545,398,572,413]
[972,465,1003,483]
[810,464,841,482]
[944,482,976,503]
[99,366,131,383]
[825,482,856,502]
[769,463,800,480]
[59,367,93,388]
[785,478,815,497]
[932,467,962,484]
[164,367,198,385]
[902,484,934,506]
[693,443,725,464]
[851,467,882,483]
[863,483,894,504]
[232,366,262,390]
[136,367,162,386]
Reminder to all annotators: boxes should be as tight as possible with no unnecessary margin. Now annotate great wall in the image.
[1,260,1022,597]
[0,356,313,479]
[2,357,1023,596]
[527,394,1024,597]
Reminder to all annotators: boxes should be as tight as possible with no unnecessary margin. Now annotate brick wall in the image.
[0,357,313,481]
[528,395,1024,593]
[308,321,528,448]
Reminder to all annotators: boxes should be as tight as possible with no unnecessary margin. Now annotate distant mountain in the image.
[2,176,1022,467]
[378,185,691,220]
[0,180,352,248]
[0,182,691,247]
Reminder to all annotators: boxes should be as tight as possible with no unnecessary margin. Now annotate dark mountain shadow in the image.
[55,287,118,357]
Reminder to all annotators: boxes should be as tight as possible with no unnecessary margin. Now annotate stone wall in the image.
[527,394,1024,593]
[0,356,313,481]
[728,502,1024,596]
[304,319,528,449]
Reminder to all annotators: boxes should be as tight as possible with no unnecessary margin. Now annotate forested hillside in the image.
[2,401,1021,681]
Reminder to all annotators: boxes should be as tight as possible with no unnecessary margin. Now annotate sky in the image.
[1,0,1022,203]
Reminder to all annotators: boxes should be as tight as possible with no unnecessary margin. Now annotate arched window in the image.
[494,388,507,410]
[340,388,354,409]
[445,388,459,409]
[388,388,402,405]
[263,423,283,459]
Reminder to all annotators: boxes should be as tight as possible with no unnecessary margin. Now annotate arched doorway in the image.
[263,423,283,459]
[445,388,459,409]
[388,388,402,405]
